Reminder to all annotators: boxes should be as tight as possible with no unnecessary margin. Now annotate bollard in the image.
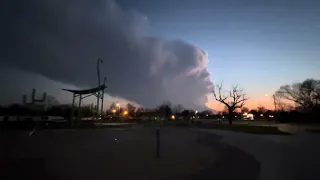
[156,128,160,158]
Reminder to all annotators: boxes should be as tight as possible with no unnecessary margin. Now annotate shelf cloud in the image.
[0,0,213,109]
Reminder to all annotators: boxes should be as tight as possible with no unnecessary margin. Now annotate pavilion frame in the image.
[62,80,106,127]
[63,59,106,127]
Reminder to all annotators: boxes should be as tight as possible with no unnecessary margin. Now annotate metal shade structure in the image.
[62,83,106,127]
[62,85,106,95]
[62,59,106,127]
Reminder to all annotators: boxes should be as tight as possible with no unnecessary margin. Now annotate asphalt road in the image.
[201,129,320,180]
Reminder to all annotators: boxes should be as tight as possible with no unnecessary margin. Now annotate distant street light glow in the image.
[171,115,175,120]
[116,103,121,113]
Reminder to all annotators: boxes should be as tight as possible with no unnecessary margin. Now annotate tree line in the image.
[0,99,214,121]
[212,78,320,124]
[1,78,319,124]
[273,78,320,123]
[105,101,214,120]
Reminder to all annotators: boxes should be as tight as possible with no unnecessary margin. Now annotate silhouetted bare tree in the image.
[213,82,248,124]
[135,108,144,117]
[126,103,136,116]
[181,109,192,118]
[173,104,184,114]
[257,106,267,114]
[241,107,249,113]
[157,101,172,119]
[45,95,60,107]
[272,94,288,112]
[275,79,320,112]
[109,102,116,110]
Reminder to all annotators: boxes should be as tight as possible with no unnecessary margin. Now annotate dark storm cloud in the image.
[1,0,213,109]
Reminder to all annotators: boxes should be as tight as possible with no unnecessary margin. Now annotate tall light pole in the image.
[97,59,103,120]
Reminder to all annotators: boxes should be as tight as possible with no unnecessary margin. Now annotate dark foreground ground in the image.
[0,128,260,180]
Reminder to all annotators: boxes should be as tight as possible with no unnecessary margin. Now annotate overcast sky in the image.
[1,0,319,110]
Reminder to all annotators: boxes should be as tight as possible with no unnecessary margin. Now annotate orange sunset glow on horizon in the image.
[206,94,275,112]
